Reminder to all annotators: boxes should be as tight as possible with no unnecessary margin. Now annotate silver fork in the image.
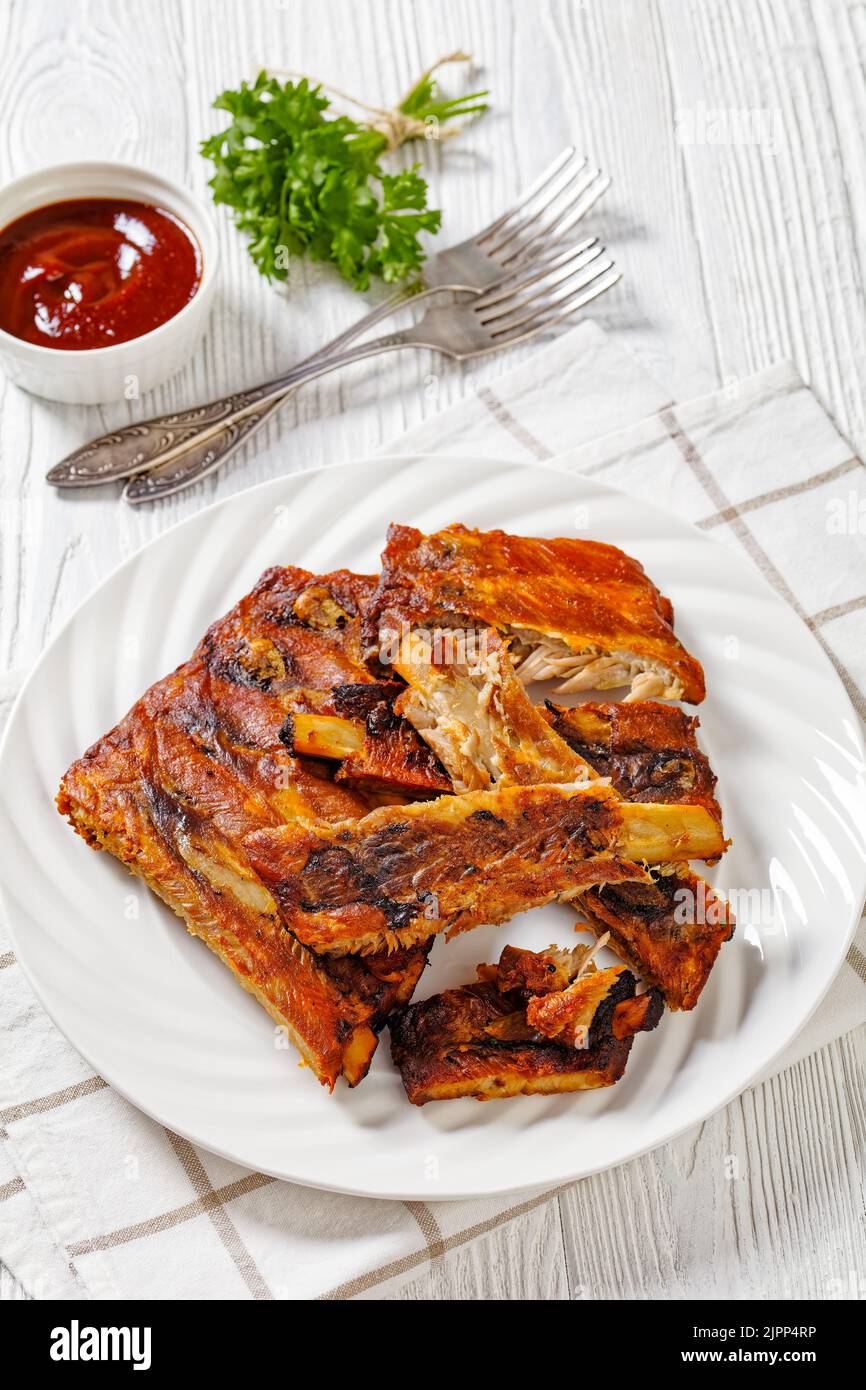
[46,148,611,491]
[131,157,614,500]
[123,245,620,502]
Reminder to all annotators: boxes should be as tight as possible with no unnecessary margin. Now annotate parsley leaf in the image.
[201,72,444,290]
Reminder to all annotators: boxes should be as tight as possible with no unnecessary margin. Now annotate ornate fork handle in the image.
[122,330,422,502]
[46,283,425,487]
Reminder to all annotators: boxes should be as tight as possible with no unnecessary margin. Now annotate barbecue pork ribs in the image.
[57,520,732,1102]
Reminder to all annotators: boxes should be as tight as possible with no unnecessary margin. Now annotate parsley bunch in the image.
[201,60,487,291]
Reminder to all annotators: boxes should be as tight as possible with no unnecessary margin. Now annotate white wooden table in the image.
[1,0,864,1300]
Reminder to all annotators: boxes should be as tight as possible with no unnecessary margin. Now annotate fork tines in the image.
[476,250,621,346]
[476,148,612,270]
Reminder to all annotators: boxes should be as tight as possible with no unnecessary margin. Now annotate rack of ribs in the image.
[57,565,433,1090]
[56,524,733,1102]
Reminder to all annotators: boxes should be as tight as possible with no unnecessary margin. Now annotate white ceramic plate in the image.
[2,456,865,1200]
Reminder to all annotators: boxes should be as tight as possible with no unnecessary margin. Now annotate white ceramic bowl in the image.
[0,161,219,404]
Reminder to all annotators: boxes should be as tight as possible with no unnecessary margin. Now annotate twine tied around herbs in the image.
[263,52,486,151]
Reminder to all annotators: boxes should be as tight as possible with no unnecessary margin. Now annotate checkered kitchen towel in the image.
[1,323,864,1300]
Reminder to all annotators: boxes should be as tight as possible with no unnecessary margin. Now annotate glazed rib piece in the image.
[389,943,664,1104]
[572,871,733,1012]
[244,781,726,957]
[487,941,598,995]
[198,563,378,691]
[194,564,445,798]
[57,566,433,1091]
[545,700,732,1009]
[365,523,706,703]
[542,700,721,823]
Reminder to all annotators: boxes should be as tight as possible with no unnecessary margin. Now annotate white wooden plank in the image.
[658,0,866,451]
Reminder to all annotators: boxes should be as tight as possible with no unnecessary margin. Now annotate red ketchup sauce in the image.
[0,198,202,350]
